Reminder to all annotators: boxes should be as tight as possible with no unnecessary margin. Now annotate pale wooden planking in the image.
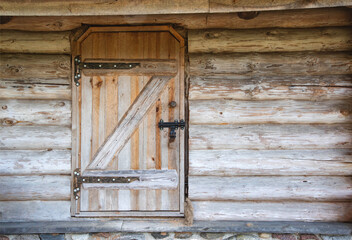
[0,150,71,175]
[190,99,352,124]
[190,52,352,76]
[189,176,352,201]
[0,80,71,100]
[189,149,352,176]
[189,27,352,53]
[0,99,71,126]
[189,124,352,150]
[1,8,351,32]
[0,54,70,82]
[0,126,71,150]
[0,30,71,54]
[189,75,352,100]
[0,201,71,222]
[192,201,352,221]
[0,175,70,201]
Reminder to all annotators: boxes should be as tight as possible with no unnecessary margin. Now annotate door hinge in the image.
[74,56,140,86]
[72,168,139,200]
[158,119,185,139]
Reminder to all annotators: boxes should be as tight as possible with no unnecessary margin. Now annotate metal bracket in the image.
[158,119,185,139]
[73,56,140,86]
[72,168,139,200]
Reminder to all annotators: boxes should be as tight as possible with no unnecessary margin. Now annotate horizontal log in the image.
[189,176,352,201]
[0,150,71,175]
[189,149,352,176]
[1,8,351,31]
[190,99,352,124]
[193,201,352,221]
[189,124,352,150]
[0,201,71,222]
[0,0,350,16]
[190,52,352,76]
[189,75,352,100]
[0,54,70,82]
[0,126,71,150]
[0,30,71,54]
[0,175,70,201]
[0,80,71,100]
[0,99,71,126]
[189,27,352,53]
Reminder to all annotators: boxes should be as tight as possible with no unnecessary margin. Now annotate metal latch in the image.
[73,168,139,200]
[74,56,140,86]
[158,119,185,139]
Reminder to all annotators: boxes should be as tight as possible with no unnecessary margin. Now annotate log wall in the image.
[188,26,352,221]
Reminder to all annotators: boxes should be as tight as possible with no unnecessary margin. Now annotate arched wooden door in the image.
[71,26,185,217]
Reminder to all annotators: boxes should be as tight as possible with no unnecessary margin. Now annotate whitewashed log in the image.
[0,201,71,222]
[0,30,71,54]
[189,149,352,176]
[189,125,352,150]
[189,75,352,100]
[0,54,70,81]
[189,176,352,201]
[82,170,178,190]
[192,201,352,221]
[189,27,352,53]
[0,99,71,126]
[189,52,352,76]
[0,126,71,150]
[190,99,352,124]
[0,175,70,201]
[0,150,71,175]
[0,80,71,100]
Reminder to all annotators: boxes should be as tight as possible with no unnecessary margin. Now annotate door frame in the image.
[70,25,185,217]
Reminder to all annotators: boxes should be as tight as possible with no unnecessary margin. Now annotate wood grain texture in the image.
[0,150,71,175]
[193,201,352,221]
[189,149,352,176]
[190,99,352,124]
[189,124,352,150]
[0,201,71,222]
[189,27,352,53]
[189,75,352,100]
[0,30,70,54]
[190,52,352,76]
[0,175,70,201]
[0,126,71,150]
[1,8,351,31]
[189,176,352,201]
[0,99,71,126]
[0,54,70,81]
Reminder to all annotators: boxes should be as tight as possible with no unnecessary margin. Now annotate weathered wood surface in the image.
[0,175,70,201]
[0,0,350,16]
[189,125,352,150]
[190,52,352,76]
[189,176,352,201]
[189,75,352,100]
[0,54,70,81]
[0,150,71,175]
[0,99,71,126]
[192,201,352,221]
[0,201,71,222]
[0,80,71,100]
[189,149,352,176]
[190,100,352,124]
[189,27,352,53]
[0,126,71,150]
[1,8,351,31]
[0,30,70,54]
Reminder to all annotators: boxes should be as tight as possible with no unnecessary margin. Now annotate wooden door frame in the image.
[71,25,186,217]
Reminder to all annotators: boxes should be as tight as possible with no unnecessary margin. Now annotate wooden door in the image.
[71,26,185,217]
